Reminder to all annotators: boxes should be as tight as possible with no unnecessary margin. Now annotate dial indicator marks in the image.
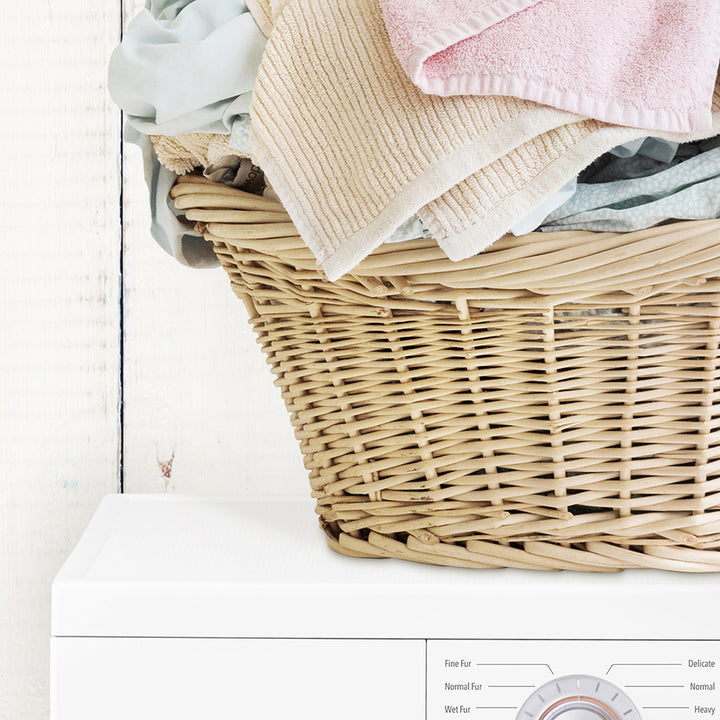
[516,675,641,720]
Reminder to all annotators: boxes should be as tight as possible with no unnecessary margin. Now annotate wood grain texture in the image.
[121,0,308,496]
[0,3,122,718]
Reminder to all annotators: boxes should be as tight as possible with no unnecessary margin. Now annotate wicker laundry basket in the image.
[172,173,720,572]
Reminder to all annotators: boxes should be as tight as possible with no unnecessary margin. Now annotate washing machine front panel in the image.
[427,640,720,720]
[51,497,720,720]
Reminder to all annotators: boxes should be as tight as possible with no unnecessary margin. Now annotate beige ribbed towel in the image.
[249,0,720,281]
[245,0,274,37]
[251,0,582,279]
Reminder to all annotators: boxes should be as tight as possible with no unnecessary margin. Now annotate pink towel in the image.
[380,0,720,133]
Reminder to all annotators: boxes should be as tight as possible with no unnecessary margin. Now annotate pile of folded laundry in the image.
[109,0,720,280]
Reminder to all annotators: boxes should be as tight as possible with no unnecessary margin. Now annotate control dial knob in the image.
[516,675,641,720]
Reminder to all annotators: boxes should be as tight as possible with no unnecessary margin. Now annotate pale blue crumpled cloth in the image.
[510,138,679,235]
[108,0,266,136]
[510,178,578,236]
[541,144,720,233]
[125,126,218,267]
[110,0,264,266]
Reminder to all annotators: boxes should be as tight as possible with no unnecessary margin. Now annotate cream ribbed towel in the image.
[251,0,720,280]
[245,0,274,38]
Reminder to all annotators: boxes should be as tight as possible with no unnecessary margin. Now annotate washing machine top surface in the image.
[51,494,720,640]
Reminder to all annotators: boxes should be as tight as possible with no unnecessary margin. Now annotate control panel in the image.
[516,674,640,719]
[427,640,719,720]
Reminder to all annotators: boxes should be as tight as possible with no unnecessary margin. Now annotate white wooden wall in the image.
[0,3,307,717]
[121,2,306,499]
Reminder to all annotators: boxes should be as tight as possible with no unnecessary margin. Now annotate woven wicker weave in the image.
[172,174,720,572]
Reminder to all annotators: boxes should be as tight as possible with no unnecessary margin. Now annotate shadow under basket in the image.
[172,174,720,572]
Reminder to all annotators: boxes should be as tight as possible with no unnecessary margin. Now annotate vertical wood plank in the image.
[121,2,308,496]
[0,3,121,718]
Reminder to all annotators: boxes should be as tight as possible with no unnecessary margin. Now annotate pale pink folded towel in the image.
[380,0,720,133]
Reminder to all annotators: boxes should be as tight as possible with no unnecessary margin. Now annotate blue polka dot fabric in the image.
[541,142,720,233]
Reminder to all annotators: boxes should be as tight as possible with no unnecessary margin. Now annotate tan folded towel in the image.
[251,0,584,279]
[150,134,246,175]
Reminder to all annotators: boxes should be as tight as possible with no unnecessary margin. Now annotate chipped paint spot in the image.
[158,451,175,489]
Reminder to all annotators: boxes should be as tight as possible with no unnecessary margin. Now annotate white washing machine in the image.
[51,494,720,719]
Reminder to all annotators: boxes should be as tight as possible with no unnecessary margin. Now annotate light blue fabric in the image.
[109,0,266,136]
[125,125,219,268]
[510,178,578,235]
[541,145,720,233]
[608,137,678,162]
[146,0,194,20]
[384,215,431,243]
[229,114,252,154]
[508,140,677,235]
[609,138,645,159]
[637,137,679,163]
[111,0,263,267]
[579,136,720,185]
